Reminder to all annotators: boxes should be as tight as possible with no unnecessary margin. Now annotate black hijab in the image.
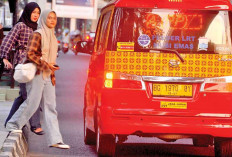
[18,2,41,31]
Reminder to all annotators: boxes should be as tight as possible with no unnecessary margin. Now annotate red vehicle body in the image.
[81,0,232,156]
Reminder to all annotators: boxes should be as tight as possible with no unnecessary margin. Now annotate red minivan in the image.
[78,0,232,156]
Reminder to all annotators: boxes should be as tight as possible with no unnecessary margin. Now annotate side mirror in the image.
[75,41,93,54]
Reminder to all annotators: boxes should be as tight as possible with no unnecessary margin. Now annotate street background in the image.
[0,0,219,156]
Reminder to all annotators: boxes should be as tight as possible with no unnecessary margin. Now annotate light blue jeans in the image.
[6,73,63,146]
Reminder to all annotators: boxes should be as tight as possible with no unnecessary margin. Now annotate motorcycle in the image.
[71,42,78,55]
[70,34,81,55]
[57,40,61,57]
[62,42,69,54]
[57,40,61,51]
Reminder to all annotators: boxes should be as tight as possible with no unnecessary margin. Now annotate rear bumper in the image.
[98,106,232,138]
[95,87,232,138]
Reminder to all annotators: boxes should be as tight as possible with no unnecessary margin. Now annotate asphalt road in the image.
[27,50,214,157]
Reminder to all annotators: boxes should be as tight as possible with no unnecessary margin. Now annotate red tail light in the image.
[85,35,90,41]
[200,77,232,92]
[57,40,60,44]
[203,83,232,92]
[104,72,144,89]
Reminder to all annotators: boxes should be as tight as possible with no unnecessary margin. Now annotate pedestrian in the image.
[6,9,70,149]
[0,23,4,75]
[2,2,44,135]
[0,24,4,45]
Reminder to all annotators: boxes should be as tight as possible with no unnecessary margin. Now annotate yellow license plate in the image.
[153,84,192,97]
[161,101,187,109]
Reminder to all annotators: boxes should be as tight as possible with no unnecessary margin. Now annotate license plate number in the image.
[153,84,192,97]
[161,101,187,109]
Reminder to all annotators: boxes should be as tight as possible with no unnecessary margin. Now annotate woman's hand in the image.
[3,59,13,69]
[48,63,59,72]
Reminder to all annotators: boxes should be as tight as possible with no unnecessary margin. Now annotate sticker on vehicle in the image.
[138,34,151,47]
[198,37,209,51]
[160,101,187,109]
[117,42,134,51]
[215,44,232,54]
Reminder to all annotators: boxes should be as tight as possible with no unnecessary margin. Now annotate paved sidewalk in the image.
[0,102,11,149]
[0,101,28,157]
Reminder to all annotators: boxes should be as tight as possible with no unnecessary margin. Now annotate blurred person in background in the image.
[61,29,70,53]
[0,24,3,74]
[0,24,3,45]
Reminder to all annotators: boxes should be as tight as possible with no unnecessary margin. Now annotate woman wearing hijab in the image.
[1,2,44,135]
[6,9,70,149]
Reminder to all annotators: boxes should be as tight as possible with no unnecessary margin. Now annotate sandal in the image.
[31,127,44,135]
[50,142,70,149]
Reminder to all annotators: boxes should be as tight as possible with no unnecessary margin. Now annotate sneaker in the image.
[9,129,22,133]
[50,143,70,149]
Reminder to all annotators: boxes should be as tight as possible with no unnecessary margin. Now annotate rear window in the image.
[108,8,232,55]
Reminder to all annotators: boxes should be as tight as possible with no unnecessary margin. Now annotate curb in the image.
[0,86,19,102]
[0,125,29,157]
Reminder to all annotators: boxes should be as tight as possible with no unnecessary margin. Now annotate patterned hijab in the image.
[18,2,41,31]
[35,9,58,79]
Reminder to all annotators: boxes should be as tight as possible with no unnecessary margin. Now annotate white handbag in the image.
[13,63,37,83]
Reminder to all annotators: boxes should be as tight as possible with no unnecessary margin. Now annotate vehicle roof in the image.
[106,0,232,10]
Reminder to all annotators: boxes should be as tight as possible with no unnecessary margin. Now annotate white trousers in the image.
[6,73,63,146]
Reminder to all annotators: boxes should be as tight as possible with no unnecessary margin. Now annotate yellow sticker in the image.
[117,42,134,51]
[160,101,187,109]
